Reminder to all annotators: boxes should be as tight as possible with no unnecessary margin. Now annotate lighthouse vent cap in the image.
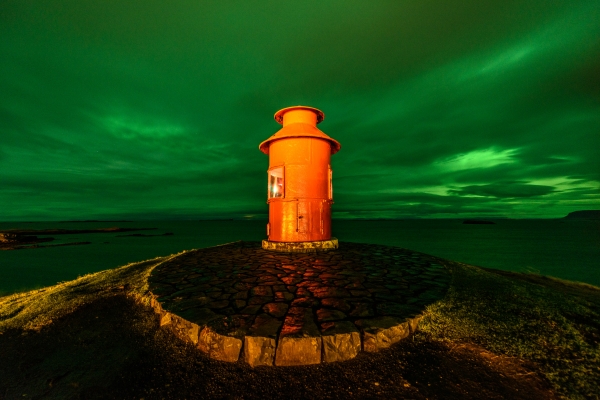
[274,106,324,125]
[259,105,341,155]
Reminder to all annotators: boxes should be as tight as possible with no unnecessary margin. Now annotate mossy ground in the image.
[419,261,600,399]
[0,246,598,399]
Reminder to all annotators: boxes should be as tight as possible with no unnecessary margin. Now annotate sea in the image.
[0,219,598,296]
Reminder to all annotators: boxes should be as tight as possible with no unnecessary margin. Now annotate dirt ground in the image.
[0,294,557,400]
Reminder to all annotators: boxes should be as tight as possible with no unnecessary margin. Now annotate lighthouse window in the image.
[268,167,284,199]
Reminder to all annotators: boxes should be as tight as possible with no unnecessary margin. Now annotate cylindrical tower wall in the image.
[267,137,332,242]
[268,138,330,199]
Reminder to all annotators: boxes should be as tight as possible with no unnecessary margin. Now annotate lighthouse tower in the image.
[259,106,341,252]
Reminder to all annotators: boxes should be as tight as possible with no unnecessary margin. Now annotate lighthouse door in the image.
[297,201,308,234]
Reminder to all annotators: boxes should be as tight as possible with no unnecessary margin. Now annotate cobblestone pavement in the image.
[148,241,451,366]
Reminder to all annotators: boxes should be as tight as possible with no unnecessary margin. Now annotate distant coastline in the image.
[562,210,600,220]
[58,220,134,223]
[3,211,600,223]
[463,219,495,225]
[0,228,155,235]
[0,227,156,250]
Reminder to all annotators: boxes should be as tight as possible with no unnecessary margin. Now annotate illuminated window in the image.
[268,167,284,199]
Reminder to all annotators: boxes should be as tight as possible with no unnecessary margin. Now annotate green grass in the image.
[0,252,183,332]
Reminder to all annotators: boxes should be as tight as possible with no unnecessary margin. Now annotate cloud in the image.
[449,183,555,198]
[434,148,519,172]
[1,1,599,220]
[101,115,187,140]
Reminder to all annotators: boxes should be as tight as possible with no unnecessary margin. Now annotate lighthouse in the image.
[259,106,341,252]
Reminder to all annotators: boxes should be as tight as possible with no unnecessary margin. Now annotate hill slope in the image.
[0,249,598,399]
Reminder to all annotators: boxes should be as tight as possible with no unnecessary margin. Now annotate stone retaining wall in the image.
[149,295,423,366]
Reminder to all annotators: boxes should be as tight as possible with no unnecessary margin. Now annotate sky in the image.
[1,0,599,221]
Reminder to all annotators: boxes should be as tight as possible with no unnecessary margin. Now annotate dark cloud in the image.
[449,183,555,198]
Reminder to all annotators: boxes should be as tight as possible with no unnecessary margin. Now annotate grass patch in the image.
[419,260,600,399]
[0,251,185,332]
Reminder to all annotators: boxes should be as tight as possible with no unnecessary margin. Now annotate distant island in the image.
[463,219,495,225]
[117,232,174,237]
[0,227,155,236]
[563,210,600,220]
[58,220,134,223]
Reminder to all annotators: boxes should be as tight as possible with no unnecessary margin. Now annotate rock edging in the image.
[149,295,424,366]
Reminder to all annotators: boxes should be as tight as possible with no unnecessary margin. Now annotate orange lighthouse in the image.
[259,106,341,252]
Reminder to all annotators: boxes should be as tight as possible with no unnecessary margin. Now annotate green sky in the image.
[1,0,599,220]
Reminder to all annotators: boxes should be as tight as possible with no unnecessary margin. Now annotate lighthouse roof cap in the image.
[274,106,325,125]
[258,124,341,155]
[260,106,341,155]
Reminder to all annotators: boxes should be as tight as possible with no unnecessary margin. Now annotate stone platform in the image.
[148,241,451,366]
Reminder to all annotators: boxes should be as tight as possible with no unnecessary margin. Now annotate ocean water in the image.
[0,219,598,295]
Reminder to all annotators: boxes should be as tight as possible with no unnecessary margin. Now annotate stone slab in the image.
[249,313,282,338]
[357,317,411,352]
[197,327,242,362]
[321,321,361,363]
[244,336,276,367]
[275,336,322,366]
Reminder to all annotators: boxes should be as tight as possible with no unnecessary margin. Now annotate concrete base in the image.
[262,238,339,253]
